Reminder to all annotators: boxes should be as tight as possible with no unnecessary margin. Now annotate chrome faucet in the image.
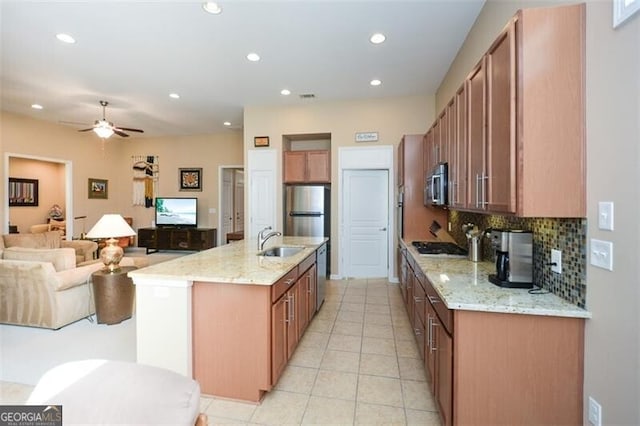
[257,226,282,251]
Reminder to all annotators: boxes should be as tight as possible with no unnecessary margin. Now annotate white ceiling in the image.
[0,1,485,138]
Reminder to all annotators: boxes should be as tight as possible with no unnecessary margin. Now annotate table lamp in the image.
[86,214,136,272]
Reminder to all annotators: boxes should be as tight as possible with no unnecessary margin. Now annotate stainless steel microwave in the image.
[425,162,448,206]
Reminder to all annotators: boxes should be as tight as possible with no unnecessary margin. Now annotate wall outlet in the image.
[588,396,602,426]
[551,249,562,274]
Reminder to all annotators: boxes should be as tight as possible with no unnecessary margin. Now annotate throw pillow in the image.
[2,247,76,272]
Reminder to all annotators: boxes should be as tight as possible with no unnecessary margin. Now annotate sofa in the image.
[2,231,97,264]
[0,232,148,329]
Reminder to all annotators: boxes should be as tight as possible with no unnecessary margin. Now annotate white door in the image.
[247,149,277,239]
[234,169,244,232]
[343,169,389,277]
[221,169,234,243]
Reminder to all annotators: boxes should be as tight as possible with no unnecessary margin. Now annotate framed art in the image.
[179,168,203,191]
[254,136,270,147]
[614,0,640,28]
[88,178,108,199]
[8,177,39,206]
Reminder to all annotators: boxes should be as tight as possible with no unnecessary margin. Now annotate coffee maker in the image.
[488,229,533,288]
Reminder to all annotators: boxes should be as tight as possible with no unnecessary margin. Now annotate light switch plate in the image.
[588,396,602,426]
[598,202,614,231]
[590,239,613,271]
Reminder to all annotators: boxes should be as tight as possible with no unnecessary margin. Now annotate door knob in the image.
[380,227,387,231]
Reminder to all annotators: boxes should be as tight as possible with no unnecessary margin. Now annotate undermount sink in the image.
[258,246,304,257]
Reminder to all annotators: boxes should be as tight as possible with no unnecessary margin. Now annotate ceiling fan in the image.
[79,100,144,139]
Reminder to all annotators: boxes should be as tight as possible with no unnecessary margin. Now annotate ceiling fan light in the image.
[94,120,114,139]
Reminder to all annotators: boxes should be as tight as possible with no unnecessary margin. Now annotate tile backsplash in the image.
[448,210,587,308]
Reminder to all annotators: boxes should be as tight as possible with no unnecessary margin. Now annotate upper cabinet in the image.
[283,150,331,183]
[429,3,585,218]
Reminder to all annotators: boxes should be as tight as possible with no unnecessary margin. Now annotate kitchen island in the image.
[399,239,590,425]
[129,236,327,402]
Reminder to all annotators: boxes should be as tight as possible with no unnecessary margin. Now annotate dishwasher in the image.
[316,243,327,311]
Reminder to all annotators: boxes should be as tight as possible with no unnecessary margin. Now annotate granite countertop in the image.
[128,236,327,285]
[401,239,591,319]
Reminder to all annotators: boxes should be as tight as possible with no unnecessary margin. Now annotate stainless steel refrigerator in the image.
[284,185,330,238]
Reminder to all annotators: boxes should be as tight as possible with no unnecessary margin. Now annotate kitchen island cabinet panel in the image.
[192,282,271,402]
[453,310,584,425]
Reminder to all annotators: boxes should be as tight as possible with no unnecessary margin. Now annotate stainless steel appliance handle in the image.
[289,211,323,216]
[482,174,489,207]
[431,175,438,203]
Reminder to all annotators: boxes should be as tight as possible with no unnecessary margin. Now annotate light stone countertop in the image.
[402,240,591,319]
[128,236,328,285]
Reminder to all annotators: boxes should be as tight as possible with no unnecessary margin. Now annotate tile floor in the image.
[0,278,442,425]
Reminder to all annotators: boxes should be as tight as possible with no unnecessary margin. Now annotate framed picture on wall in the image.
[8,177,39,206]
[254,136,270,147]
[179,168,203,191]
[88,178,108,199]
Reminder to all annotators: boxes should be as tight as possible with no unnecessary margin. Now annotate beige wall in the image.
[9,157,65,233]
[118,131,243,233]
[244,95,435,276]
[437,1,640,423]
[1,112,243,238]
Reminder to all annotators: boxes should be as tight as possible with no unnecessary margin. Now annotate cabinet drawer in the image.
[271,268,298,302]
[298,253,315,274]
[424,278,453,335]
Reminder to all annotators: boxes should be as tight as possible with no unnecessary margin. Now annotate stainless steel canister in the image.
[468,237,481,262]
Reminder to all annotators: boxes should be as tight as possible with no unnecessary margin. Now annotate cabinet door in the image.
[286,285,299,358]
[307,264,317,318]
[467,59,486,209]
[412,276,426,361]
[271,296,288,384]
[297,272,310,337]
[423,129,434,177]
[137,228,157,248]
[433,117,442,166]
[436,327,453,426]
[425,302,437,393]
[406,264,415,325]
[283,151,306,183]
[306,151,331,183]
[398,139,405,187]
[453,82,469,209]
[446,98,457,206]
[399,250,408,303]
[486,23,516,213]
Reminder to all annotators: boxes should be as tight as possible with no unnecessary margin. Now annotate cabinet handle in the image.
[430,321,439,353]
[427,315,432,349]
[284,298,289,324]
[482,173,489,207]
[427,295,440,304]
[285,278,295,286]
[475,174,480,208]
[414,328,422,336]
[413,296,423,303]
[289,293,295,321]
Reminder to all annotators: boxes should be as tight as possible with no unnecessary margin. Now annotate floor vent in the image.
[299,93,316,99]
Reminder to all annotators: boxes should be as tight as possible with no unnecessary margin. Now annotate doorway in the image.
[218,166,244,246]
[338,145,394,280]
[3,153,73,236]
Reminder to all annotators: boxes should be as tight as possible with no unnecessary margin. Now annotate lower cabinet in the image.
[401,247,584,425]
[193,252,318,402]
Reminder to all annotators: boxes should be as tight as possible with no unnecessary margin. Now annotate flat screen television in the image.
[155,197,198,228]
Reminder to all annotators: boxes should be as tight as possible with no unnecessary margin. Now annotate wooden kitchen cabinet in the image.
[439,3,585,217]
[449,82,468,209]
[193,250,320,402]
[401,243,584,425]
[283,150,330,183]
[399,135,448,240]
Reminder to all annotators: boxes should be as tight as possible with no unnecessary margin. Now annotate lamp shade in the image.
[86,214,135,239]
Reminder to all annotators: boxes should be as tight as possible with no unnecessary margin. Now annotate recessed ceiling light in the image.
[169,93,180,99]
[31,104,43,110]
[56,33,76,44]
[247,52,260,62]
[280,89,291,96]
[202,2,222,14]
[370,33,386,44]
[370,79,382,86]
[223,121,231,126]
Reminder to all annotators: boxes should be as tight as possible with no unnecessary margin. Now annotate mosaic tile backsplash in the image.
[448,210,587,308]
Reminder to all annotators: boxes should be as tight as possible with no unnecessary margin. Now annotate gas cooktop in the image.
[411,241,468,256]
